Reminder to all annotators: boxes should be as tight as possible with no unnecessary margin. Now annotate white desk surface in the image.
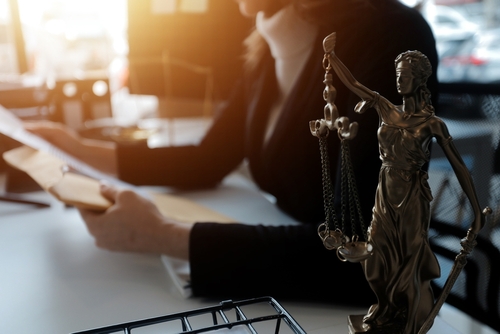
[0,171,460,334]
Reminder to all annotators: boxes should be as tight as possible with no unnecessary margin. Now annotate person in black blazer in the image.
[26,0,438,304]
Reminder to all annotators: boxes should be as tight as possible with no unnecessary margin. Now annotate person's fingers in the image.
[24,120,58,132]
[78,208,104,236]
[99,181,119,202]
[24,120,80,140]
[78,207,101,220]
[23,121,51,137]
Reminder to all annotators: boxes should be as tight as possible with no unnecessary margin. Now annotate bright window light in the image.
[151,0,208,14]
[179,0,208,13]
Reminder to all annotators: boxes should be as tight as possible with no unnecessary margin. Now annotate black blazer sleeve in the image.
[115,80,248,188]
[190,221,375,304]
[188,2,438,303]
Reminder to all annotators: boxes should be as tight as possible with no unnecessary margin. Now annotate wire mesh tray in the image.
[71,296,307,334]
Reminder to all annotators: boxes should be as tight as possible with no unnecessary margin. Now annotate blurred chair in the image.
[128,53,216,119]
[430,220,500,331]
[429,81,500,332]
[51,75,113,130]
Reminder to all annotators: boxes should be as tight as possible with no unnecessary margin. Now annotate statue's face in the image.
[396,61,419,96]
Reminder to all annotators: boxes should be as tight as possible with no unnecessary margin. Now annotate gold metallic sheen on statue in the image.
[310,32,490,334]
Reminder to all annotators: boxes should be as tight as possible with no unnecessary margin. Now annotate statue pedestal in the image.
[348,314,406,334]
[348,315,370,334]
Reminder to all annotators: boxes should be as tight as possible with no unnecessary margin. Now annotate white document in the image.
[0,105,131,189]
[0,105,232,297]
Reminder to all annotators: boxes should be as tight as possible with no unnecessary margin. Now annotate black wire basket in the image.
[70,296,307,334]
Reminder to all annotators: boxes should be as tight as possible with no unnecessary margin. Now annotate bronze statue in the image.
[311,32,488,334]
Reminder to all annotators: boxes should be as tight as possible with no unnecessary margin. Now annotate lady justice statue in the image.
[310,32,488,334]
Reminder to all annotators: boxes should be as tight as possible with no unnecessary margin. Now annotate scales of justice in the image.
[309,32,491,334]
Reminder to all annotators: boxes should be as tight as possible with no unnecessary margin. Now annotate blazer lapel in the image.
[245,55,279,167]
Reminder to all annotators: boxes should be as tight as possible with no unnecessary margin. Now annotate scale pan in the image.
[337,241,373,263]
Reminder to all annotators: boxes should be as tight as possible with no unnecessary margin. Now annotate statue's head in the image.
[394,50,434,111]
[394,51,432,87]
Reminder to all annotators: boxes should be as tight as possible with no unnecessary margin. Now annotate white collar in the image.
[256,5,318,61]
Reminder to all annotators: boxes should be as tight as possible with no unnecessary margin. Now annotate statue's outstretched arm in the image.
[323,32,375,102]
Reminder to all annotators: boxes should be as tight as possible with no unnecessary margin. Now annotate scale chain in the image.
[319,135,338,230]
[342,140,368,240]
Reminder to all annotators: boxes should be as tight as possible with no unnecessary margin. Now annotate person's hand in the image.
[24,120,83,154]
[79,183,191,260]
[24,120,117,175]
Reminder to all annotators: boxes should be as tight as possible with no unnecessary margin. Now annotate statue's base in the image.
[348,315,371,334]
[348,314,405,334]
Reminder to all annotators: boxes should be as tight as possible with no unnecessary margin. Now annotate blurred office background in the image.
[0,1,499,333]
[0,0,499,121]
[2,0,500,82]
[0,0,252,129]
[407,0,500,84]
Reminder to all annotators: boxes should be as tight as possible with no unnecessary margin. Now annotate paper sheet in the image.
[0,105,236,295]
[0,105,234,220]
[3,144,237,219]
[0,105,130,188]
[3,145,113,210]
[151,192,234,224]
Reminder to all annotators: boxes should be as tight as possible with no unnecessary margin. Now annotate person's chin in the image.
[234,0,258,17]
[240,7,258,17]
